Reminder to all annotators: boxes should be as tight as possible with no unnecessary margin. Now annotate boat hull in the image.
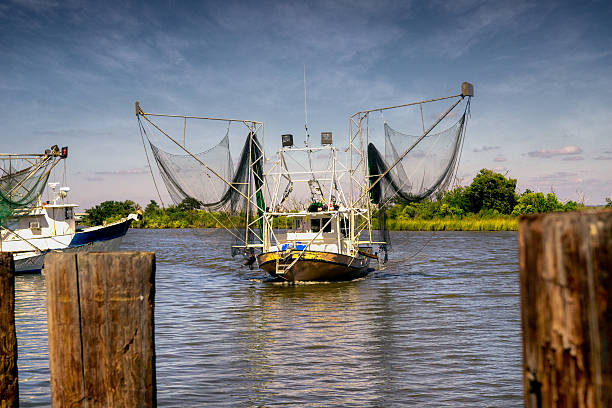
[8,217,133,274]
[257,250,371,282]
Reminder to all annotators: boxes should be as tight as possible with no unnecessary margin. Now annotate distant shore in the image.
[130,214,518,231]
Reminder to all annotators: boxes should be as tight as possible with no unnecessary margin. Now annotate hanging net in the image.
[0,146,63,224]
[142,118,266,255]
[367,104,469,251]
[148,131,264,215]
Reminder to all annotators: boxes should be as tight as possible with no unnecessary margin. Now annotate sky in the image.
[1,0,611,208]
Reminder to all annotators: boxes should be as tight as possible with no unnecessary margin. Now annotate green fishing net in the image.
[0,150,57,225]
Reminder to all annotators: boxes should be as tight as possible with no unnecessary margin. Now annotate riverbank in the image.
[129,212,519,231]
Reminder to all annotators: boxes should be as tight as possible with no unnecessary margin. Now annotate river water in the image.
[14,229,522,407]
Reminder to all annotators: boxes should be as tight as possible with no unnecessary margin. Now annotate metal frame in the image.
[0,151,63,200]
[347,83,473,251]
[136,103,266,250]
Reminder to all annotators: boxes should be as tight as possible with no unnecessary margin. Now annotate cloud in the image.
[562,156,584,161]
[493,155,507,162]
[492,166,508,174]
[529,171,577,183]
[594,156,612,161]
[473,145,500,153]
[422,0,542,58]
[525,146,582,158]
[32,129,113,138]
[92,169,147,176]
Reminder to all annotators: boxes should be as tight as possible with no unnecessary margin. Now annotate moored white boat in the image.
[0,147,138,273]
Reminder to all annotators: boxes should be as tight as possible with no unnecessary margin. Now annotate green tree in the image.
[441,186,470,214]
[177,197,202,211]
[563,200,579,212]
[84,200,140,225]
[464,169,517,214]
[606,197,612,208]
[512,191,579,215]
[144,200,160,213]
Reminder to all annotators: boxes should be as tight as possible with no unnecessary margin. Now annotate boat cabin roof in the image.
[43,204,79,208]
[266,208,367,217]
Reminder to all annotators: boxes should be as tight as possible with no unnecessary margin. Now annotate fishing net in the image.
[0,148,61,225]
[368,107,468,252]
[148,132,264,214]
[146,128,265,254]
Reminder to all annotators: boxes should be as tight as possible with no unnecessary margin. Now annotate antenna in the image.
[304,64,310,147]
[303,65,316,192]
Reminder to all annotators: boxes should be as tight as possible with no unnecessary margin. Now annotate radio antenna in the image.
[303,65,316,183]
[304,64,310,147]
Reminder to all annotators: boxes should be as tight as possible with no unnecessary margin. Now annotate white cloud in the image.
[473,145,500,153]
[525,146,582,158]
[92,169,147,176]
[529,171,578,183]
[493,155,507,162]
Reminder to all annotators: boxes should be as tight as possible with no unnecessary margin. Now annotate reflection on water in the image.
[15,229,522,407]
[14,274,49,407]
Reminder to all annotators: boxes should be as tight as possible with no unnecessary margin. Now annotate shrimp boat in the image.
[136,81,473,282]
[256,138,376,282]
[0,146,138,273]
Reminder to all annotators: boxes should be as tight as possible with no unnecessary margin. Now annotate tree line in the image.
[387,168,580,221]
[83,168,609,228]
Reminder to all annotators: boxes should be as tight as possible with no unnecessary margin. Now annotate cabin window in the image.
[65,207,73,219]
[29,221,41,235]
[322,217,332,233]
[293,219,304,232]
[340,218,349,238]
[310,218,320,233]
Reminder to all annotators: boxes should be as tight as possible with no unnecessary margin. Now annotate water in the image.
[14,229,522,407]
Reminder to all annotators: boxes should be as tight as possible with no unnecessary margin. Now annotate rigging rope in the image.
[138,116,166,208]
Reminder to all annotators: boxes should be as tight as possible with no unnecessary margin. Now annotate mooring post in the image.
[0,252,18,408]
[45,252,156,407]
[518,209,612,407]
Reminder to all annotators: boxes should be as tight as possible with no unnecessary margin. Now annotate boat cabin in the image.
[1,203,78,242]
[264,209,359,256]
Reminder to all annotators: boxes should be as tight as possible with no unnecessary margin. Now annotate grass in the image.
[385,216,517,231]
[133,211,517,231]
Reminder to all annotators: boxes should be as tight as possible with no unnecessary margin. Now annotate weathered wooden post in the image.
[45,252,156,407]
[519,209,612,407]
[0,253,18,408]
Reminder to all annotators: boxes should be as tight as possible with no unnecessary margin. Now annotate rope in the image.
[138,117,166,208]
[138,114,252,246]
[378,231,437,270]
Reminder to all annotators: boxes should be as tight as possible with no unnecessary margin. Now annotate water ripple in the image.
[15,229,522,407]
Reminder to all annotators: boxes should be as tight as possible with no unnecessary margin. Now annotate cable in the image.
[138,116,166,208]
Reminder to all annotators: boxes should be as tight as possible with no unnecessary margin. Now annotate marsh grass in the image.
[385,216,517,231]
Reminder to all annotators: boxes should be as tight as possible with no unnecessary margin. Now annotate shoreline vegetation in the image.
[83,169,611,232]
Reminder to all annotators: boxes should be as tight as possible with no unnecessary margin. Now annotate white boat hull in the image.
[14,235,126,274]
[3,216,135,274]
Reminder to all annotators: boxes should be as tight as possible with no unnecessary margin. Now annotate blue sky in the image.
[1,0,611,208]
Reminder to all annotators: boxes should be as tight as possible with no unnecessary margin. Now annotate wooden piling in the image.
[518,209,612,407]
[45,252,156,407]
[0,252,18,408]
